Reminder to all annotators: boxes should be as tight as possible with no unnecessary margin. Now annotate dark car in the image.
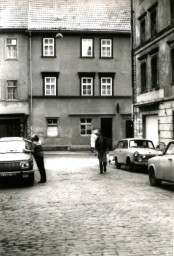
[0,137,34,186]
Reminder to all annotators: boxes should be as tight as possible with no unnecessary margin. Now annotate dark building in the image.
[132,0,174,146]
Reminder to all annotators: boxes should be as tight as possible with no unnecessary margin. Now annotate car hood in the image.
[0,152,32,162]
[132,148,160,155]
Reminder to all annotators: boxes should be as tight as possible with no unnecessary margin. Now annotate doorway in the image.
[144,115,158,147]
[126,120,133,138]
[101,118,112,149]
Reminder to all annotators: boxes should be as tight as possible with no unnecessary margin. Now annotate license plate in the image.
[23,174,29,178]
[0,173,17,177]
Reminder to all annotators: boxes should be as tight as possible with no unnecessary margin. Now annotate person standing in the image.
[90,130,99,153]
[31,135,47,184]
[95,131,108,174]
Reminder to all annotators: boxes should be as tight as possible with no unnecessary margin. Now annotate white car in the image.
[113,138,161,171]
[0,137,34,186]
[148,141,174,186]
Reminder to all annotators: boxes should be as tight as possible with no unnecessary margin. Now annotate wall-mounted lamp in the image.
[116,103,120,114]
[55,33,63,38]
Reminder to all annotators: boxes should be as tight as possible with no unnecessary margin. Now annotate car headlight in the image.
[20,162,30,169]
[133,151,139,160]
[138,155,146,162]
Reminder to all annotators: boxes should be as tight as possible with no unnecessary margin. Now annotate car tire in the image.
[126,158,135,172]
[25,173,34,187]
[115,157,121,169]
[149,167,161,186]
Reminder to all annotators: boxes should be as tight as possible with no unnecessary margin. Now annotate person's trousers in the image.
[34,155,47,182]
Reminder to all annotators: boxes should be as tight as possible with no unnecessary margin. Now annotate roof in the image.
[0,0,131,33]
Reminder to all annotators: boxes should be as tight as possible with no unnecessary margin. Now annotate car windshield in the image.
[165,143,174,155]
[0,141,26,153]
[129,140,154,149]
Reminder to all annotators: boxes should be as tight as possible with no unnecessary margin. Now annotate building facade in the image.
[132,0,174,146]
[0,0,132,149]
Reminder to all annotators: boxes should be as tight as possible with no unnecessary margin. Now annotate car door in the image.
[116,141,124,163]
[157,142,174,181]
[121,140,128,164]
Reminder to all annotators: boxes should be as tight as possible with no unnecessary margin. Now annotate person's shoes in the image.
[38,180,46,184]
[104,169,107,172]
[100,171,103,174]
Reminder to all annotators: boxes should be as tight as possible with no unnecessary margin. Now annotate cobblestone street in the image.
[0,152,174,256]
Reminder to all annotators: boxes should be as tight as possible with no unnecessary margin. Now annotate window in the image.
[47,118,58,137]
[45,77,56,95]
[81,77,93,96]
[151,55,158,89]
[6,38,17,59]
[7,80,17,100]
[101,39,112,58]
[171,48,174,84]
[171,0,174,23]
[80,118,92,135]
[150,8,157,37]
[78,72,95,96]
[117,141,124,149]
[140,61,147,92]
[43,38,55,57]
[81,39,93,57]
[42,72,59,96]
[140,19,146,43]
[101,77,112,96]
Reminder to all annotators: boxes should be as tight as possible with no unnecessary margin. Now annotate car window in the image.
[117,141,124,149]
[123,141,128,148]
[129,140,154,149]
[165,143,174,155]
[0,141,26,153]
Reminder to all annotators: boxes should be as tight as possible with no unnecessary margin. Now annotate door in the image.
[0,119,20,137]
[144,115,158,147]
[126,120,133,138]
[101,118,112,149]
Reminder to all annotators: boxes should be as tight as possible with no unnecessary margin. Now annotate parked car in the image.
[113,138,161,171]
[148,140,174,186]
[0,137,34,186]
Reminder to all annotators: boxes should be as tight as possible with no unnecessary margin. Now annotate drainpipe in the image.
[130,0,135,135]
[29,32,33,137]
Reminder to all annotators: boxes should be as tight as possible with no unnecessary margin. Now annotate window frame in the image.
[78,72,96,96]
[41,72,59,96]
[148,3,158,38]
[81,77,93,96]
[42,37,56,57]
[98,72,115,96]
[100,38,113,58]
[7,80,18,100]
[80,118,92,136]
[6,38,17,60]
[171,47,174,85]
[46,117,59,137]
[171,0,174,23]
[150,53,159,90]
[140,59,147,93]
[81,38,94,58]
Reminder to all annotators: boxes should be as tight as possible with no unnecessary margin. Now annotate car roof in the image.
[0,137,25,142]
[119,138,152,141]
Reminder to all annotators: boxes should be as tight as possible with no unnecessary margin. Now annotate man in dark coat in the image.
[95,131,108,174]
[31,135,47,183]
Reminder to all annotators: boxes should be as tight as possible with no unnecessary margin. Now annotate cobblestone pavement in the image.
[0,152,174,256]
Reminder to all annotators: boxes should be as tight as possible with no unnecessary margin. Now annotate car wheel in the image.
[126,158,135,172]
[149,167,161,186]
[25,173,34,187]
[115,157,121,169]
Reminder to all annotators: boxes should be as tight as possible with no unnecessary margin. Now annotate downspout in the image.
[29,32,33,136]
[130,0,135,135]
